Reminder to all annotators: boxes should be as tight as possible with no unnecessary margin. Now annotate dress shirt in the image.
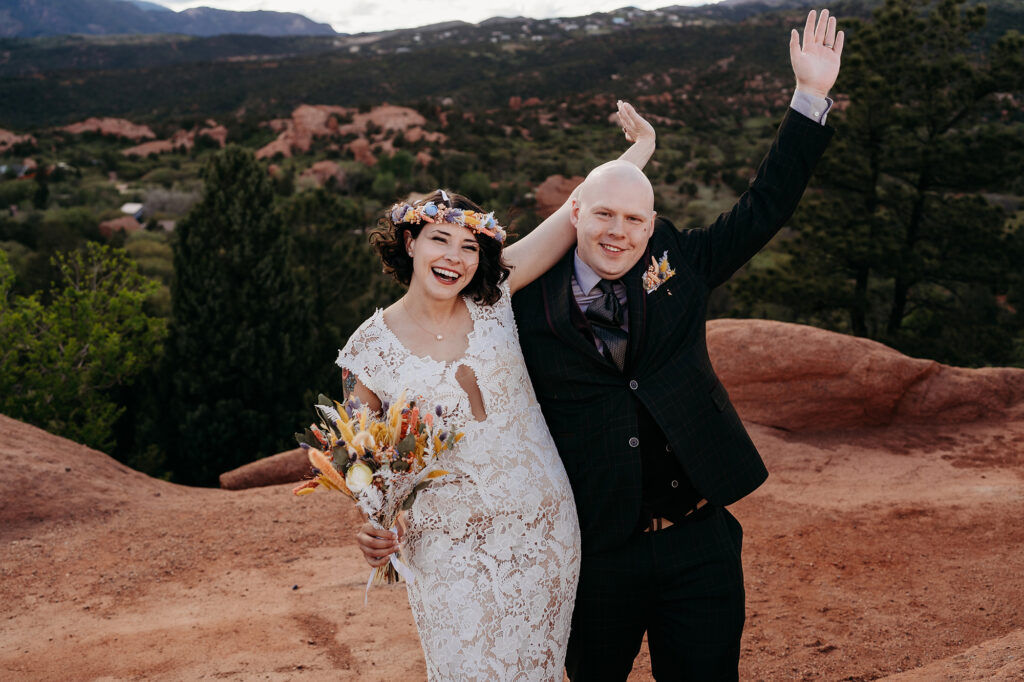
[571,251,628,355]
[791,89,833,125]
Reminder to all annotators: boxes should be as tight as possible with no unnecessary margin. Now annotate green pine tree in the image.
[734,0,1024,366]
[163,146,312,485]
[282,188,402,381]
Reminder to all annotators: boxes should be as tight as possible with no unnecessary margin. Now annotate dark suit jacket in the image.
[512,109,833,554]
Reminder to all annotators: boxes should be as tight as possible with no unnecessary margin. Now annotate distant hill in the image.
[0,0,338,38]
[0,0,1021,128]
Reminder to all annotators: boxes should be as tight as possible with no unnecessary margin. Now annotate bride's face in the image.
[406,223,481,298]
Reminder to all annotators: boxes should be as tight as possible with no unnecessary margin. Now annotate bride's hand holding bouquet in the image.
[292,389,462,591]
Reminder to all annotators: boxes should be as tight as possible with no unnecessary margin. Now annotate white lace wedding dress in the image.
[337,282,581,681]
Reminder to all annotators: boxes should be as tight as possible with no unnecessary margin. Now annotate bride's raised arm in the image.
[504,101,656,294]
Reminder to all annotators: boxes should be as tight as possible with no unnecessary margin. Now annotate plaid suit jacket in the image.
[512,110,833,554]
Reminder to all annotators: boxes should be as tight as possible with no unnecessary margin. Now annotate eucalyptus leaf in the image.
[317,393,334,407]
[396,433,416,455]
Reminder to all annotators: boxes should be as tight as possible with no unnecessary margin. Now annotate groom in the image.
[511,10,843,680]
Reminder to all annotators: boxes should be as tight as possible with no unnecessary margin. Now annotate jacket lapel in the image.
[541,250,609,367]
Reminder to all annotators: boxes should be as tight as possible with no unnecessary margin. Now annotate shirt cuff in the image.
[790,89,833,125]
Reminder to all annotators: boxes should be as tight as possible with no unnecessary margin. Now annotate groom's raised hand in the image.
[790,9,845,99]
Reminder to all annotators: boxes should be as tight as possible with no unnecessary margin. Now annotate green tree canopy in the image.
[162,145,313,485]
[735,0,1024,366]
[0,244,166,451]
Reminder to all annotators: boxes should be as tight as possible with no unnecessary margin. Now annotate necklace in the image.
[403,297,453,341]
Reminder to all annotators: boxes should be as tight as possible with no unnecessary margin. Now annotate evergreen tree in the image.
[283,188,401,382]
[0,245,166,451]
[735,0,1024,366]
[163,146,312,485]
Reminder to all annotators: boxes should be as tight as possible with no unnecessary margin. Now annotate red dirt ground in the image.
[2,408,1022,680]
[3,319,1024,680]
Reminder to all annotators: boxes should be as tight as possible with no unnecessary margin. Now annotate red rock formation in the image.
[256,104,432,161]
[403,126,446,144]
[534,174,584,218]
[299,160,345,187]
[219,448,310,490]
[98,216,142,238]
[121,129,192,157]
[60,118,156,141]
[256,136,293,160]
[706,319,1024,431]
[0,129,36,153]
[118,122,226,158]
[346,137,376,166]
[199,122,228,147]
[256,104,351,159]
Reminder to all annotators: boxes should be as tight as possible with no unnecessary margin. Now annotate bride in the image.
[339,101,655,680]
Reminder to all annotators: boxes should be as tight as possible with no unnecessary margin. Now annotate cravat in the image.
[586,279,628,371]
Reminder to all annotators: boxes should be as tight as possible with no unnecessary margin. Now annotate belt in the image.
[642,498,709,533]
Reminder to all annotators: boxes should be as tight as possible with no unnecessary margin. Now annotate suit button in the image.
[671,480,679,488]
[629,379,638,390]
[665,444,672,452]
[628,437,639,448]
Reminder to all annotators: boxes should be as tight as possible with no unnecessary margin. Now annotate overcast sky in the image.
[158,1,721,35]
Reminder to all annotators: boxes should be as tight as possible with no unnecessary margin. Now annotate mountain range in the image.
[0,0,337,37]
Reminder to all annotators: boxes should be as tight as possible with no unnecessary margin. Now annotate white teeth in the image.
[432,267,460,280]
[602,244,624,253]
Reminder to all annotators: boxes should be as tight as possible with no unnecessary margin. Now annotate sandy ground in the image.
[1,411,1023,681]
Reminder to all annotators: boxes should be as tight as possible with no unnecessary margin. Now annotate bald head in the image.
[576,160,655,212]
[571,160,657,280]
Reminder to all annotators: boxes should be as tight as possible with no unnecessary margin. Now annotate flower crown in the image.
[389,192,506,244]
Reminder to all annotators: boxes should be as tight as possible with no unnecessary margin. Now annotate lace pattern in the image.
[337,283,582,681]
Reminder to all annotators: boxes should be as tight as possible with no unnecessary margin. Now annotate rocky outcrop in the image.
[219,448,310,490]
[60,118,156,141]
[216,319,1024,489]
[256,104,351,159]
[0,129,36,153]
[346,137,376,166]
[299,160,345,187]
[534,174,583,218]
[706,319,1024,431]
[256,104,437,160]
[121,122,227,157]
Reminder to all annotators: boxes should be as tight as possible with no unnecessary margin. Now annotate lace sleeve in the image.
[335,312,390,403]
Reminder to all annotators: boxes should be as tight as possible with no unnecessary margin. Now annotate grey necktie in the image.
[586,279,628,371]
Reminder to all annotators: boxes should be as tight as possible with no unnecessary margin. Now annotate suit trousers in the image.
[564,506,745,681]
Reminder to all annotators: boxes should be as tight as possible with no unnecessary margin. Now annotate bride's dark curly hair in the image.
[370,190,511,306]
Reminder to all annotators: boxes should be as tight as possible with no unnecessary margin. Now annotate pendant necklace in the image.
[404,297,452,341]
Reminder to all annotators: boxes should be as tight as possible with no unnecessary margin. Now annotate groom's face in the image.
[571,168,655,281]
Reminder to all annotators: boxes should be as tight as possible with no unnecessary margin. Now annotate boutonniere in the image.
[642,250,676,294]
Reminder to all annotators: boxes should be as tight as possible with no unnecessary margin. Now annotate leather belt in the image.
[642,498,709,533]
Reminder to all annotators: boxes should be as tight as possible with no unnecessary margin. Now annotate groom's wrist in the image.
[790,89,834,125]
